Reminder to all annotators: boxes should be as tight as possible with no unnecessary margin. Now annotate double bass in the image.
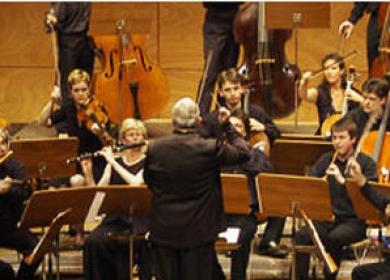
[93,19,169,123]
[233,3,300,119]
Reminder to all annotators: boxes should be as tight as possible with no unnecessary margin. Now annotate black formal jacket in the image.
[144,124,250,248]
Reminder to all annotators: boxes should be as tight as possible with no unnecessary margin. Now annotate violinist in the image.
[298,53,363,135]
[38,68,112,181]
[294,118,378,280]
[338,3,381,75]
[0,129,40,280]
[200,68,280,146]
[81,118,151,280]
[348,159,390,280]
[45,2,94,107]
[345,78,390,140]
[213,112,286,280]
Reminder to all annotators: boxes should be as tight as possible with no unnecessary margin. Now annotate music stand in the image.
[95,185,152,280]
[265,3,330,127]
[270,139,333,175]
[258,173,335,280]
[221,173,251,215]
[10,137,78,179]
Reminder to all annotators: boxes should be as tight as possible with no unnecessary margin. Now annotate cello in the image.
[93,19,169,123]
[233,3,300,119]
[370,3,390,78]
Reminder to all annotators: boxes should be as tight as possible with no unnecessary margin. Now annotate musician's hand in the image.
[0,177,12,194]
[90,123,102,135]
[345,89,364,104]
[50,85,61,101]
[249,118,265,132]
[385,204,390,219]
[46,12,57,28]
[326,163,346,184]
[80,159,93,178]
[218,107,231,125]
[301,71,313,83]
[338,20,354,39]
[347,158,366,187]
[98,147,116,164]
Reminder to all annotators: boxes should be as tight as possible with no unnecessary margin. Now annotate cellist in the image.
[344,78,390,140]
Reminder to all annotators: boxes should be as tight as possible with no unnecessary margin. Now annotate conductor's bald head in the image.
[172,98,200,129]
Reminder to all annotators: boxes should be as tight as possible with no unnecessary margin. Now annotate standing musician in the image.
[346,159,390,280]
[294,118,378,280]
[298,53,363,135]
[338,3,382,75]
[81,118,151,280]
[0,129,41,280]
[213,112,286,280]
[345,78,390,140]
[45,2,94,107]
[143,98,250,280]
[200,68,280,146]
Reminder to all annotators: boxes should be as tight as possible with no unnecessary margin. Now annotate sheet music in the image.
[218,227,241,244]
[85,191,106,223]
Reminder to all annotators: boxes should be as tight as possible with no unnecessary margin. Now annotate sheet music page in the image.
[85,191,106,223]
[218,227,241,244]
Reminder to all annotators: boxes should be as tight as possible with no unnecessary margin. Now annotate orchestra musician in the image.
[143,98,250,280]
[0,259,14,280]
[298,53,363,135]
[346,158,390,280]
[345,78,390,140]
[338,3,382,75]
[45,2,94,108]
[80,118,151,280]
[294,118,378,280]
[200,68,280,146]
[0,129,41,280]
[213,112,286,280]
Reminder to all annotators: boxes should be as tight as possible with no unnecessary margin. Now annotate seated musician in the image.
[345,77,390,140]
[0,259,14,280]
[346,158,390,280]
[294,118,378,280]
[38,68,113,182]
[214,112,286,280]
[81,118,151,280]
[0,129,41,280]
[298,53,363,135]
[200,67,280,146]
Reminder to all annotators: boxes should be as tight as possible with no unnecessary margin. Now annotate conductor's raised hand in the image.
[218,107,231,125]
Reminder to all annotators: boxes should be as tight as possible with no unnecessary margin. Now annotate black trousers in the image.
[83,217,151,280]
[152,242,215,280]
[0,228,39,280]
[258,216,286,248]
[367,13,381,75]
[198,8,239,117]
[0,260,14,280]
[58,33,94,107]
[294,218,366,280]
[352,260,390,280]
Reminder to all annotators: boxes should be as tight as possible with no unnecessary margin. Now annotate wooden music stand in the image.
[10,137,78,178]
[258,173,335,280]
[19,187,97,229]
[221,173,251,215]
[94,185,152,280]
[270,139,333,175]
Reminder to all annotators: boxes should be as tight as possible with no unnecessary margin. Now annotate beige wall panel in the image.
[0,3,51,66]
[159,3,204,69]
[0,68,52,123]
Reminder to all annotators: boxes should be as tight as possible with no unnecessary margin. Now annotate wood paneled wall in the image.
[0,2,368,125]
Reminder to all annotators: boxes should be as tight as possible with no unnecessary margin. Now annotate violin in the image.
[76,98,115,146]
